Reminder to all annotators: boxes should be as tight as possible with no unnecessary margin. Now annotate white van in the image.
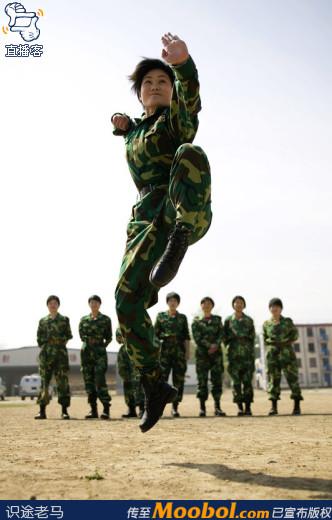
[19,374,46,400]
[0,377,6,400]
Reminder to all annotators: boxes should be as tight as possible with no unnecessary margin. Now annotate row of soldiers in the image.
[34,293,303,420]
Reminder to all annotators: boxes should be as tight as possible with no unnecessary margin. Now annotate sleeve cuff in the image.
[171,55,197,81]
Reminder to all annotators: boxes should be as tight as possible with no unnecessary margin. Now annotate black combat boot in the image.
[85,402,98,419]
[149,224,191,288]
[100,403,110,420]
[35,404,47,420]
[268,399,278,415]
[237,402,244,416]
[171,402,180,418]
[139,374,178,433]
[61,405,70,420]
[199,399,206,417]
[138,403,145,419]
[292,399,301,415]
[214,400,226,417]
[122,404,137,418]
[244,402,252,416]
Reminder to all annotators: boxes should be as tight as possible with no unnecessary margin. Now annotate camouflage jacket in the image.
[154,311,190,346]
[191,315,224,351]
[37,313,72,347]
[79,313,112,347]
[112,55,201,190]
[263,316,298,348]
[224,313,255,361]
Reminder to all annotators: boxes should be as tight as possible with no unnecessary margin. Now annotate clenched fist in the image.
[111,113,130,131]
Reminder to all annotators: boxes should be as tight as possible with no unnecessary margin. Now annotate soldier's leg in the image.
[54,349,70,409]
[81,347,97,406]
[160,349,172,384]
[228,363,243,404]
[95,349,111,405]
[210,355,226,416]
[172,353,187,404]
[168,143,212,244]
[149,144,212,288]
[280,346,303,401]
[267,348,282,401]
[242,365,254,404]
[37,349,54,409]
[196,354,209,402]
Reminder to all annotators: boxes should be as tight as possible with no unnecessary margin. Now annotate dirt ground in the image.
[0,389,331,500]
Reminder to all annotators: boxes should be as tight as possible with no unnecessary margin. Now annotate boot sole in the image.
[139,386,177,433]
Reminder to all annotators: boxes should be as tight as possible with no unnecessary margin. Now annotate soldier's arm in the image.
[183,316,191,341]
[223,319,230,346]
[111,112,136,136]
[37,319,46,347]
[215,317,224,346]
[65,317,73,343]
[79,318,87,342]
[191,319,205,346]
[249,319,256,349]
[286,318,299,343]
[168,55,201,142]
[263,322,272,345]
[154,314,164,340]
[104,317,113,347]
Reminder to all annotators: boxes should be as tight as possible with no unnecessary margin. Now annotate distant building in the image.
[293,324,332,387]
[0,346,117,395]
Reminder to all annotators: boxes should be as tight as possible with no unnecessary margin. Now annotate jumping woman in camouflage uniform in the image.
[112,33,212,432]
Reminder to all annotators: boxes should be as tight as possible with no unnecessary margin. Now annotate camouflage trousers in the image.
[228,357,255,404]
[37,345,70,407]
[115,143,212,380]
[81,344,111,405]
[160,341,187,403]
[267,345,303,401]
[195,348,223,402]
[117,345,144,408]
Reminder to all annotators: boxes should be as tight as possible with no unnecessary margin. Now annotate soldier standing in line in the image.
[79,295,112,420]
[263,297,303,415]
[224,296,256,416]
[154,292,190,417]
[116,327,145,419]
[191,297,226,417]
[35,295,72,420]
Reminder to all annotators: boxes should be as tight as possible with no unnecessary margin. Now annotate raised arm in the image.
[161,33,201,142]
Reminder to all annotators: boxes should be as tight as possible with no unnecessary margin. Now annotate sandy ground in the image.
[0,389,331,500]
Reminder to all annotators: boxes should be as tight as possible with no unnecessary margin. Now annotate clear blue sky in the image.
[1,0,331,347]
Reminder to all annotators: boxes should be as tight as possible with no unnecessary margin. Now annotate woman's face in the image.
[167,298,179,313]
[140,69,173,110]
[233,298,245,313]
[270,305,282,319]
[201,300,213,315]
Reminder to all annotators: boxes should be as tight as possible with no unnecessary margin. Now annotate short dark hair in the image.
[232,295,246,308]
[201,297,215,308]
[269,297,283,310]
[46,295,60,306]
[88,295,102,304]
[129,58,175,101]
[166,292,180,304]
